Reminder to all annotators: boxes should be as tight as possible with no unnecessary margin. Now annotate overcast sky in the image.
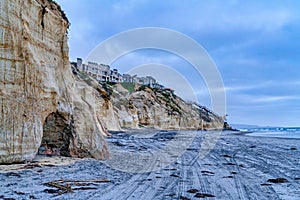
[56,0,300,127]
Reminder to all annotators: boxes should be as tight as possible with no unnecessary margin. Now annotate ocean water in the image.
[239,127,300,139]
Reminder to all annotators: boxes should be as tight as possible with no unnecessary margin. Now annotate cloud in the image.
[55,0,300,126]
[288,80,300,86]
[227,92,300,105]
[147,1,297,37]
[105,50,183,73]
[252,95,300,103]
[210,81,276,96]
[224,84,264,93]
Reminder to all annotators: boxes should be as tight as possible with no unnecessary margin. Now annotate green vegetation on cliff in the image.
[121,82,136,93]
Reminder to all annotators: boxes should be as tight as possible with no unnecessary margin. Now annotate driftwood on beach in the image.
[44,179,111,195]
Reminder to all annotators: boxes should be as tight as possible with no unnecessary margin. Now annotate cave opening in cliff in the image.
[39,112,74,157]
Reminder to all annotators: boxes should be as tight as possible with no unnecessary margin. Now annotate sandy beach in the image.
[0,130,299,200]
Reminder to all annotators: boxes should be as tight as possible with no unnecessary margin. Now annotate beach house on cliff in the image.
[76,58,123,82]
[75,58,159,87]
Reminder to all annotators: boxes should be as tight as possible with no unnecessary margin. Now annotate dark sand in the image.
[1,131,299,200]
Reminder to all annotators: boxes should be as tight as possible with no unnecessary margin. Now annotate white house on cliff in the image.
[75,58,161,88]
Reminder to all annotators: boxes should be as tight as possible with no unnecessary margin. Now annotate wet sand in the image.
[0,131,299,200]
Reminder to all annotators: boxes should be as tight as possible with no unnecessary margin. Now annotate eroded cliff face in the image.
[0,0,108,163]
[94,82,224,131]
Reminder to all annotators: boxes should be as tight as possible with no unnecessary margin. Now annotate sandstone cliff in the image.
[107,83,224,130]
[74,74,225,131]
[0,0,108,164]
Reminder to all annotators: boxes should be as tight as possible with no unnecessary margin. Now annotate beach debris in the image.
[194,193,215,198]
[6,183,17,187]
[223,163,235,166]
[44,189,60,194]
[170,174,180,178]
[29,195,37,199]
[43,164,56,167]
[186,148,197,151]
[43,179,110,195]
[164,168,177,171]
[111,141,126,146]
[223,154,232,158]
[267,178,288,183]
[44,181,73,193]
[231,171,238,174]
[290,147,297,150]
[187,189,199,193]
[201,170,215,175]
[14,191,25,195]
[138,145,147,151]
[223,176,234,178]
[22,163,42,169]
